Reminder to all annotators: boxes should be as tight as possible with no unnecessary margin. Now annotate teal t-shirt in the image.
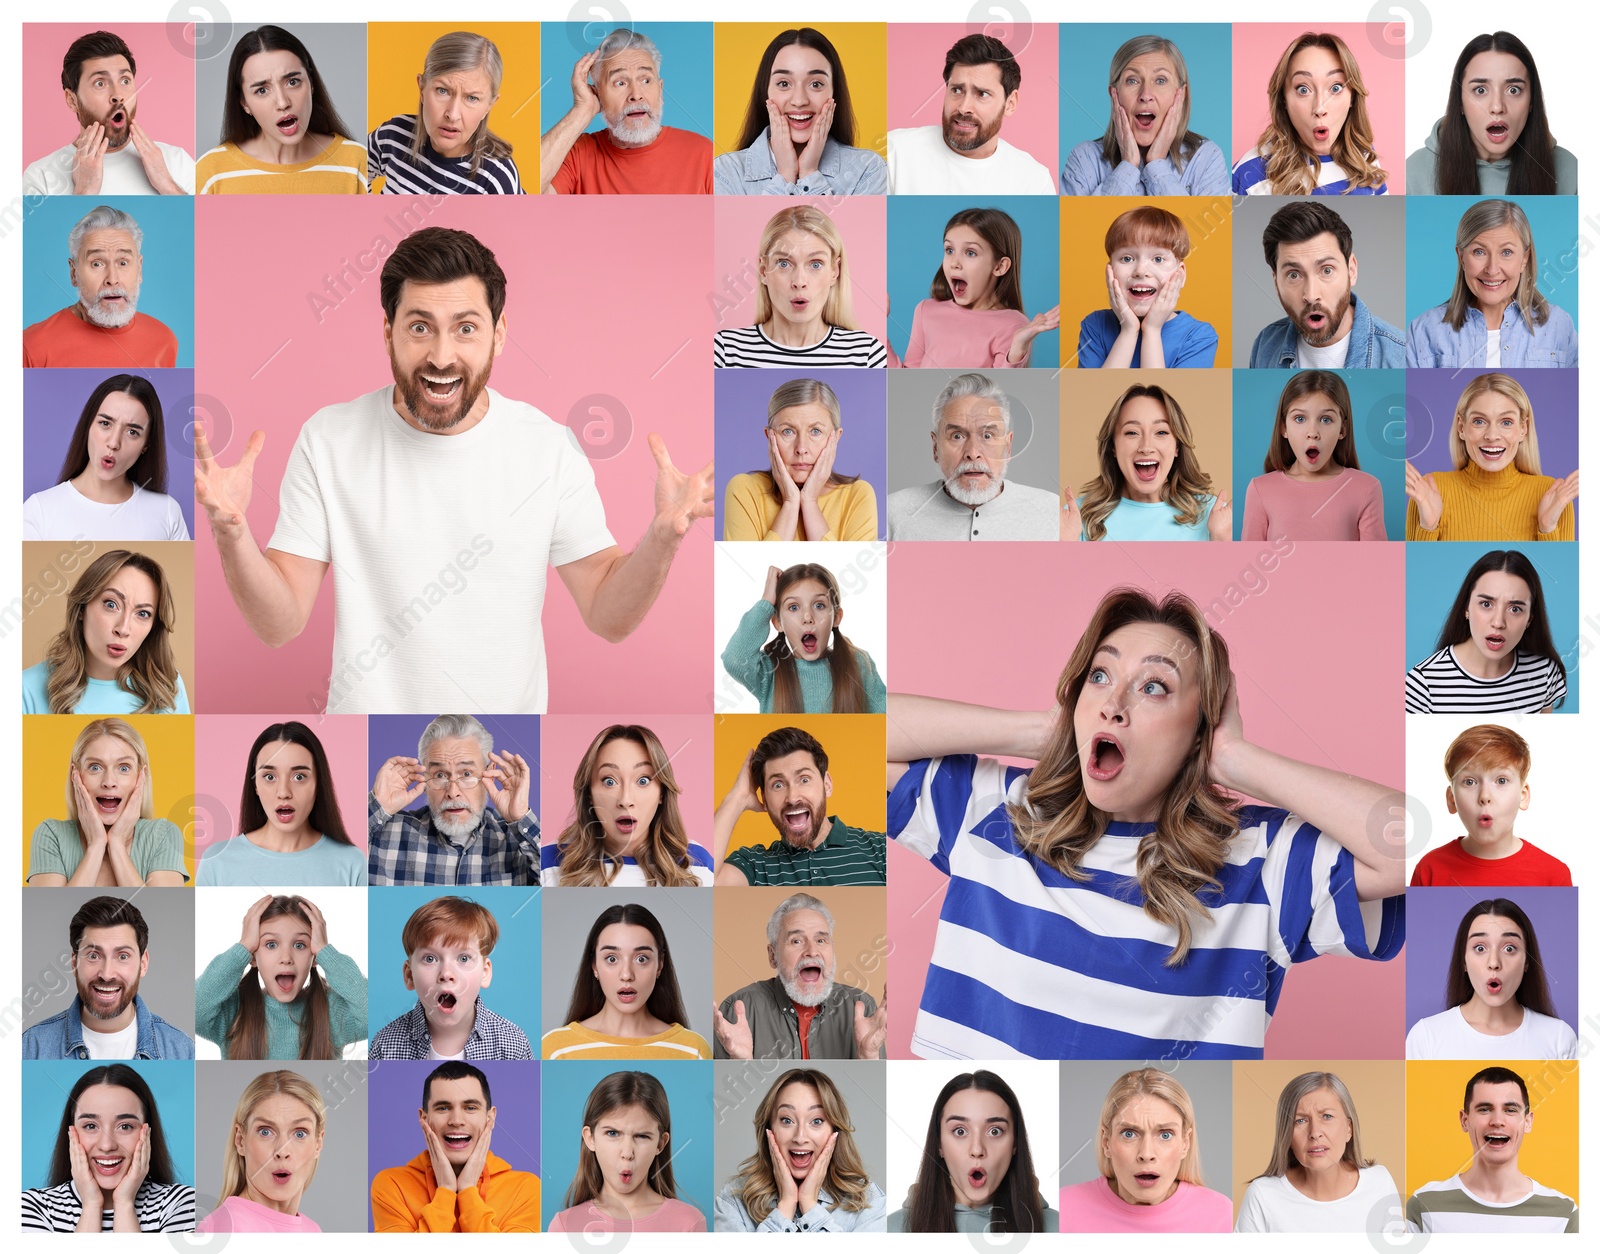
[21,661,190,714]
[196,834,368,887]
[27,817,189,883]
[1083,494,1216,541]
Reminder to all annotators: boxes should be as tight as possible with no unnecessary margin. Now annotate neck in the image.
[1476,297,1511,331]
[428,1003,476,1055]
[599,1182,664,1218]
[1462,829,1521,859]
[1284,460,1343,483]
[1451,640,1515,681]
[245,825,320,854]
[242,1184,301,1216]
[1461,1157,1530,1200]
[1288,1161,1357,1201]
[585,1005,668,1038]
[1462,996,1526,1034]
[84,656,122,682]
[71,471,136,505]
[760,315,828,348]
[241,131,325,166]
[1122,483,1166,505]
[80,998,137,1035]
[966,293,1003,312]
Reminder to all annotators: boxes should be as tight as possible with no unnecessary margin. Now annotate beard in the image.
[769,800,825,850]
[779,961,836,1008]
[79,285,139,329]
[1292,289,1353,348]
[430,794,486,838]
[943,462,1005,507]
[391,355,493,432]
[941,108,1003,154]
[606,101,664,147]
[79,102,135,151]
[77,973,139,1023]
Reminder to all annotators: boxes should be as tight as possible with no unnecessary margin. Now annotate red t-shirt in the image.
[795,1004,819,1060]
[551,126,713,195]
[23,307,179,368]
[1410,836,1573,887]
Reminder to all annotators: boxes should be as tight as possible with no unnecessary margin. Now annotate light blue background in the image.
[1405,195,1581,329]
[21,1061,196,1190]
[540,23,715,139]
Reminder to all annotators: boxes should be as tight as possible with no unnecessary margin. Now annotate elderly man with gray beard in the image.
[887,372,1062,540]
[711,893,887,1060]
[368,714,539,885]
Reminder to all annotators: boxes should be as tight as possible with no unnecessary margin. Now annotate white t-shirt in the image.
[1405,1005,1578,1060]
[1486,326,1503,367]
[80,1019,139,1059]
[886,126,1057,195]
[21,139,196,195]
[22,480,190,541]
[268,386,616,713]
[1296,334,1351,368]
[1235,1165,1401,1233]
[426,1044,466,1060]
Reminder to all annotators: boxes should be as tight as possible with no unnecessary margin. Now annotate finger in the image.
[647,431,673,470]
[735,998,747,1024]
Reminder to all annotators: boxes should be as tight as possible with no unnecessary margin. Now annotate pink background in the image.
[23,24,198,169]
[537,713,716,854]
[191,714,371,861]
[193,196,715,713]
[886,541,1407,1060]
[886,23,1059,181]
[1231,24,1406,193]
[710,196,887,343]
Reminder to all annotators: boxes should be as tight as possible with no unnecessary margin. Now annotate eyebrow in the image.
[77,1110,142,1122]
[771,62,830,78]
[776,1103,824,1115]
[597,943,656,954]
[1468,76,1526,86]
[259,928,312,941]
[1115,1119,1181,1131]
[1289,68,1345,80]
[82,246,137,258]
[597,758,652,771]
[1468,928,1524,940]
[246,68,303,91]
[258,760,314,772]
[945,1114,1009,1126]
[400,307,489,323]
[99,584,154,610]
[1093,644,1182,673]
[1280,254,1341,269]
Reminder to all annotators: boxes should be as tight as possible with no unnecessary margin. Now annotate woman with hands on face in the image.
[715,28,887,195]
[22,1064,195,1232]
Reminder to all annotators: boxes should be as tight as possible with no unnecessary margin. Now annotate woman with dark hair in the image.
[21,1064,195,1231]
[889,1071,1058,1232]
[197,25,367,193]
[1406,549,1566,713]
[1406,898,1576,1059]
[24,375,187,541]
[542,903,710,1059]
[196,723,365,886]
[1407,32,1576,195]
[714,27,886,195]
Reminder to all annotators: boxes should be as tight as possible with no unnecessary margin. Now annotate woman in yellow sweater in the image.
[197,26,367,194]
[1406,373,1577,541]
[723,377,879,540]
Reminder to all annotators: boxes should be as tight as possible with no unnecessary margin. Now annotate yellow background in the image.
[715,713,887,855]
[1059,196,1234,368]
[23,714,197,883]
[365,23,543,193]
[712,24,888,159]
[713,885,887,1004]
[1405,1060,1579,1203]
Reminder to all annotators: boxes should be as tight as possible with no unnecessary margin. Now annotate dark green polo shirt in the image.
[724,815,886,886]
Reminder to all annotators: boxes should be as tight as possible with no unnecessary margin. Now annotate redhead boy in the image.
[1077,205,1218,369]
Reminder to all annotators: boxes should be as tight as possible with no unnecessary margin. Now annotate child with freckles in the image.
[1077,206,1218,368]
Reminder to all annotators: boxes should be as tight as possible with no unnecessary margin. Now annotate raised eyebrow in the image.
[771,61,831,79]
[98,584,156,612]
[1468,76,1527,86]
[1468,927,1525,940]
[77,1110,143,1122]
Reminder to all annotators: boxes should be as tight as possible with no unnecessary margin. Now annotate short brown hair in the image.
[750,726,828,797]
[1444,724,1531,780]
[380,227,507,326]
[401,896,499,957]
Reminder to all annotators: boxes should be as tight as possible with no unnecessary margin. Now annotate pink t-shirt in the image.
[1059,1176,1233,1233]
[194,1195,322,1233]
[1240,469,1387,541]
[547,1197,707,1233]
[902,298,1031,369]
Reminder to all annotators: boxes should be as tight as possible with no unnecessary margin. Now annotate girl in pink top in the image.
[195,1071,325,1233]
[1241,371,1387,540]
[548,1071,707,1233]
[897,208,1059,369]
[1059,1068,1233,1233]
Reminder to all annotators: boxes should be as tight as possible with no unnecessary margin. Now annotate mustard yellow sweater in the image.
[1407,462,1574,542]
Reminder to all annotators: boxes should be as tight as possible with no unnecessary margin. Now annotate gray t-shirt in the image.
[887,480,1060,540]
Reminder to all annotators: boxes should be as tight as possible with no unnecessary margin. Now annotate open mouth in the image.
[1303,309,1328,330]
[100,455,118,471]
[1483,633,1506,651]
[94,1156,126,1176]
[618,1168,634,1185]
[788,297,810,312]
[1486,978,1503,994]
[420,373,463,401]
[1133,1172,1163,1187]
[1478,814,1495,828]
[276,114,300,136]
[275,973,298,994]
[950,277,969,299]
[783,804,813,834]
[95,793,123,815]
[1134,112,1157,129]
[436,991,458,1012]
[1303,447,1321,464]
[1312,125,1330,144]
[442,1133,471,1150]
[1132,458,1161,483]
[1127,284,1157,300]
[1484,1133,1511,1146]
[787,1149,814,1173]
[796,959,825,985]
[615,986,639,1004]
[1486,122,1510,143]
[1087,734,1126,781]
[968,1168,988,1189]
[271,1169,294,1185]
[1477,445,1507,462]
[275,805,296,824]
[787,112,814,127]
[614,816,637,835]
[800,631,820,654]
[90,981,124,1005]
[1475,277,1507,291]
[109,109,128,127]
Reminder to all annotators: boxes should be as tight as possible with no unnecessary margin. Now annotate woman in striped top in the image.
[21,1064,195,1232]
[542,903,711,1059]
[714,206,887,368]
[368,32,521,194]
[1406,549,1566,713]
[885,586,1405,1060]
[196,27,367,194]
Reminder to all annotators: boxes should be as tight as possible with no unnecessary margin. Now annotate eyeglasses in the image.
[425,770,483,790]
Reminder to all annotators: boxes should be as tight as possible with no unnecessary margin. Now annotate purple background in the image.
[714,368,888,539]
[366,1059,541,1232]
[23,367,196,535]
[1404,886,1579,1031]
[366,715,540,818]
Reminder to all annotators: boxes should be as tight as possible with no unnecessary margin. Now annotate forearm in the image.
[712,797,743,869]
[417,1187,460,1232]
[1140,323,1168,369]
[798,496,832,540]
[767,497,801,540]
[105,842,147,888]
[111,1201,141,1233]
[214,531,308,647]
[314,943,369,1050]
[887,694,1054,764]
[65,838,108,887]
[195,944,249,1042]
[1101,326,1140,368]
[538,108,592,192]
[579,519,684,643]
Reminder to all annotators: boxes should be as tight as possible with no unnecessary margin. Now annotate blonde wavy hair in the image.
[734,1069,874,1224]
[44,549,179,714]
[1445,199,1549,331]
[1096,1068,1206,1185]
[753,206,858,331]
[1077,385,1214,543]
[1008,588,1238,964]
[1450,373,1541,474]
[63,717,155,821]
[1253,32,1387,195]
[220,1070,326,1202]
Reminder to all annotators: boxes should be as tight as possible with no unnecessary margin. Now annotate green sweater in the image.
[196,942,367,1059]
[721,599,886,713]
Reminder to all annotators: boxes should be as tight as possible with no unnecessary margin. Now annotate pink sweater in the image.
[1240,468,1387,540]
[548,1197,707,1233]
[902,298,1031,368]
[1059,1177,1233,1233]
[195,1195,322,1233]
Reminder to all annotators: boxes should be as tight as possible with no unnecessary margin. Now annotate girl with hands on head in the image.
[1078,206,1218,369]
[715,1068,886,1231]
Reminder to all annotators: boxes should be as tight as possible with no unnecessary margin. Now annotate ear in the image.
[64,88,80,114]
[833,604,845,631]
[1519,784,1531,812]
[822,771,833,799]
[138,950,149,979]
[767,943,778,971]
[1445,786,1459,816]
[416,74,425,94]
[582,1125,597,1152]
[480,956,493,989]
[658,1128,669,1152]
[930,430,940,461]
[1176,261,1188,288]
[1003,90,1019,117]
[1347,253,1359,287]
[234,1123,247,1159]
[993,254,1013,278]
[403,960,415,991]
[492,313,507,359]
[383,317,395,358]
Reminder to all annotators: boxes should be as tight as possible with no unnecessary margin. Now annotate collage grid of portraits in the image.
[4,0,1597,1244]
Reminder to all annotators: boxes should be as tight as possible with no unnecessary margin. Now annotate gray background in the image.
[194,1060,369,1233]
[195,23,368,155]
[714,1060,888,1222]
[21,887,195,1035]
[1057,1060,1233,1196]
[540,886,715,1046]
[1230,196,1408,368]
[886,368,1063,495]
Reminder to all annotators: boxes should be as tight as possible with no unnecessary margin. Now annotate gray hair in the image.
[591,28,662,79]
[68,204,143,258]
[417,714,494,765]
[932,372,1011,431]
[766,893,835,948]
[1254,1071,1374,1182]
[767,377,841,429]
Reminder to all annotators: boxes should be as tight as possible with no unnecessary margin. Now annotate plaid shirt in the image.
[367,795,540,886]
[369,1000,533,1060]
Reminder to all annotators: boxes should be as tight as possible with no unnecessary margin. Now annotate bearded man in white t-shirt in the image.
[195,226,713,713]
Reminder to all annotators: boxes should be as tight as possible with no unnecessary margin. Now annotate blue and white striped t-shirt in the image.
[888,755,1404,1060]
[539,841,715,885]
[1231,147,1388,196]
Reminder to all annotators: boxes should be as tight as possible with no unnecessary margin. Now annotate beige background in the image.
[713,885,886,1006]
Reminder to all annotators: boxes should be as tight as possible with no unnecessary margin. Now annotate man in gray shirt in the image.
[711,893,886,1059]
[887,372,1062,540]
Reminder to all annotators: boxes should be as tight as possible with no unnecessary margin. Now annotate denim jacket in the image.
[1249,292,1407,368]
[1406,300,1578,369]
[713,128,888,195]
[21,994,196,1060]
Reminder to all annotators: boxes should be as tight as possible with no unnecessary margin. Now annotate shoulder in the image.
[662,126,712,153]
[1552,145,1579,193]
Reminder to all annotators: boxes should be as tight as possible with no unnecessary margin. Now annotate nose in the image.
[618,778,635,806]
[273,84,291,111]
[1101,687,1128,724]
[106,428,121,450]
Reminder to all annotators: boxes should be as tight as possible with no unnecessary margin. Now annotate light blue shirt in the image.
[714,128,887,195]
[22,661,189,714]
[1406,300,1577,369]
[1249,292,1406,369]
[196,833,368,886]
[1060,137,1230,195]
[1083,494,1217,541]
[715,1182,887,1232]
